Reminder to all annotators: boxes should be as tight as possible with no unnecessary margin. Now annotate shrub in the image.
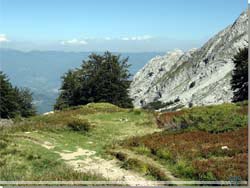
[133,109,142,115]
[147,165,167,180]
[114,152,128,161]
[0,158,6,167]
[174,98,180,103]
[143,100,174,110]
[123,127,247,180]
[156,149,172,161]
[189,81,196,89]
[175,159,195,179]
[121,157,167,180]
[122,158,148,174]
[0,140,8,149]
[134,145,151,155]
[67,118,93,132]
[199,171,216,181]
[157,103,248,133]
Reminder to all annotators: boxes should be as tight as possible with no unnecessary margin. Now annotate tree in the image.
[0,72,19,118]
[0,71,36,118]
[55,52,133,110]
[231,48,248,102]
[15,88,36,117]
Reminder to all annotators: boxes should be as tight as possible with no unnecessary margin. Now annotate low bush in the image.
[147,165,168,180]
[122,127,247,180]
[0,158,6,167]
[0,139,8,149]
[174,159,196,179]
[114,152,128,161]
[189,81,196,89]
[156,102,248,133]
[121,157,167,180]
[132,109,142,115]
[122,158,148,174]
[156,149,172,161]
[134,145,151,155]
[67,118,93,132]
[143,101,174,110]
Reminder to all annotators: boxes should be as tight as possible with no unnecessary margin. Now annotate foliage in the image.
[67,118,93,132]
[156,149,172,161]
[122,158,148,174]
[189,81,196,89]
[120,103,248,180]
[0,71,36,118]
[15,88,36,117]
[134,145,151,155]
[143,100,174,110]
[121,157,167,180]
[156,102,247,132]
[55,52,133,110]
[113,152,128,161]
[174,159,196,179]
[122,127,247,180]
[231,48,248,102]
[130,109,142,115]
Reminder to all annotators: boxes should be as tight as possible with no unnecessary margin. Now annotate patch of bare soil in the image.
[57,147,156,186]
[23,136,158,185]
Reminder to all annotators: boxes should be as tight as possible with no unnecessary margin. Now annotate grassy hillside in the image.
[0,103,159,182]
[0,102,248,184]
[115,102,248,181]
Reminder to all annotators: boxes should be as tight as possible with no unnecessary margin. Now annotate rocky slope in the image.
[130,11,248,110]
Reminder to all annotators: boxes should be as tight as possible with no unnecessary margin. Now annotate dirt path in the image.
[12,134,55,149]
[55,147,156,186]
[21,135,157,186]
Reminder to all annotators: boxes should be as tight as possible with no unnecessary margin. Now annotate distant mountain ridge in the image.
[129,11,248,110]
[0,49,163,113]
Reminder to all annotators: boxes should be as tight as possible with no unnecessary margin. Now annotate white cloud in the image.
[0,34,10,42]
[61,38,88,45]
[121,35,153,41]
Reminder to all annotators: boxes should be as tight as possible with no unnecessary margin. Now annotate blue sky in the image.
[0,0,247,52]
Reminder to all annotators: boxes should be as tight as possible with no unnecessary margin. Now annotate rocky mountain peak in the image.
[129,11,248,110]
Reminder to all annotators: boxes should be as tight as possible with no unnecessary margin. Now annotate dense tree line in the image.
[55,52,133,110]
[0,72,36,118]
[231,47,248,102]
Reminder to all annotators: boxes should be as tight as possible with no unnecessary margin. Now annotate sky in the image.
[0,0,247,52]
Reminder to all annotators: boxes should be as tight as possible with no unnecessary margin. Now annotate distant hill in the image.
[0,49,163,113]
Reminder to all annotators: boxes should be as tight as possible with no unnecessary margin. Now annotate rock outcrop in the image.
[130,11,248,110]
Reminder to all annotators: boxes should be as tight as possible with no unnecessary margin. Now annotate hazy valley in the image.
[0,50,163,113]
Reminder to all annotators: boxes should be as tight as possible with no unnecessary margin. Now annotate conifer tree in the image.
[0,71,36,118]
[231,48,248,102]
